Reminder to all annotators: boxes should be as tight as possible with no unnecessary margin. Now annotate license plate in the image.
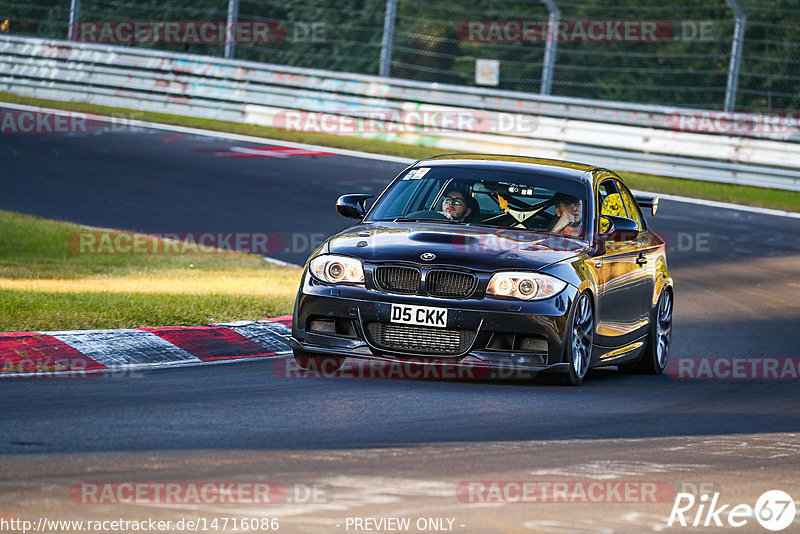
[390,304,448,328]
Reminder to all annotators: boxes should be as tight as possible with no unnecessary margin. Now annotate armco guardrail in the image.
[1,35,799,191]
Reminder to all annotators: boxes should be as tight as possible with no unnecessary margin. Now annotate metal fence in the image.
[0,0,797,113]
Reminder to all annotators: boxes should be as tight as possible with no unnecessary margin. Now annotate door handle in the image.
[636,253,647,266]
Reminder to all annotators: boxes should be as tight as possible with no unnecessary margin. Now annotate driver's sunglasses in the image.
[443,196,464,206]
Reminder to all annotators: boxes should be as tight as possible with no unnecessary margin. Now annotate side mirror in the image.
[600,215,640,242]
[336,194,373,219]
[635,195,659,217]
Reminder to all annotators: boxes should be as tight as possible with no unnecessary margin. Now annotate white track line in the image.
[3,101,798,221]
[263,256,301,268]
[631,190,800,220]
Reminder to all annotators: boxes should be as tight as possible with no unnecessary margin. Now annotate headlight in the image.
[309,255,364,284]
[487,272,566,301]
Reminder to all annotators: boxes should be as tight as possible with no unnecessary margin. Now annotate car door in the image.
[617,181,659,326]
[593,178,652,350]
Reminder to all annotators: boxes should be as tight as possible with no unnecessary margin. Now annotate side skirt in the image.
[590,338,647,368]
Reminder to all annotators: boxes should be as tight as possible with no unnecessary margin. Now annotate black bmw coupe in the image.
[290,154,673,385]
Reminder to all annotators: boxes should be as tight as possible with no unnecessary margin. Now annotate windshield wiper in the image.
[461,222,506,229]
[392,217,463,224]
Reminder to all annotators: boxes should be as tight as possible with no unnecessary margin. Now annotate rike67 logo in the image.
[668,490,796,531]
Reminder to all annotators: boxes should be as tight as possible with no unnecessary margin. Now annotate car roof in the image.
[413,154,606,184]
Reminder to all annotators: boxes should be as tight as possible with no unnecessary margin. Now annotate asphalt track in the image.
[1,113,799,533]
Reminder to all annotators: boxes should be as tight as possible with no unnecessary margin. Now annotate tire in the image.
[293,349,345,373]
[619,289,673,375]
[543,291,594,386]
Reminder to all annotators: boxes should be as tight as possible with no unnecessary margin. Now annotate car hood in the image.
[325,222,588,272]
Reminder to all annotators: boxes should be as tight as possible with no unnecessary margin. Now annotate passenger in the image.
[551,192,583,236]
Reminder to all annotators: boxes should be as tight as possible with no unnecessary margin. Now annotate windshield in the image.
[367,165,591,238]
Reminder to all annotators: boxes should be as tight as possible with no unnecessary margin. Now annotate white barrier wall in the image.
[1,35,798,190]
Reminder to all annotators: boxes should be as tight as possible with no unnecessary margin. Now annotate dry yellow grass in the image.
[0,210,305,331]
[0,269,301,297]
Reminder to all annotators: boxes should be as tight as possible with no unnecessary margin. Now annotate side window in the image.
[617,184,644,230]
[597,179,625,232]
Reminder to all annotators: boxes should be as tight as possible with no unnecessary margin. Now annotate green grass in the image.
[0,210,301,332]
[617,171,800,213]
[2,91,799,212]
[0,290,293,332]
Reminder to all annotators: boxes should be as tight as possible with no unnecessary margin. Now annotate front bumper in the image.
[291,273,578,373]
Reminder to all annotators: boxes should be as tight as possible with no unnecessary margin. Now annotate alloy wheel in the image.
[656,291,673,368]
[571,293,594,378]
